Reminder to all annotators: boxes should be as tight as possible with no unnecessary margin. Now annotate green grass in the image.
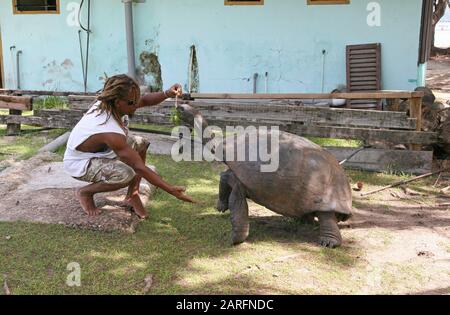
[0,152,369,295]
[130,123,174,134]
[0,130,440,295]
[307,137,362,148]
[32,96,68,110]
[0,126,67,162]
[0,110,33,116]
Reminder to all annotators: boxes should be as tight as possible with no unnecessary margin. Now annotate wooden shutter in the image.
[346,43,382,109]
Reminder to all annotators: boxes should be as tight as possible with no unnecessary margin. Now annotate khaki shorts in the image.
[76,134,150,186]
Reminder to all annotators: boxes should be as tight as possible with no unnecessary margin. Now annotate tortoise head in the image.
[176,103,208,130]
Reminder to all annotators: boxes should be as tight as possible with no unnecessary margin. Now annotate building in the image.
[0,0,432,93]
[435,7,450,49]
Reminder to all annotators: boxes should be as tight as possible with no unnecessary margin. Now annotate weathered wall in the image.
[0,0,423,93]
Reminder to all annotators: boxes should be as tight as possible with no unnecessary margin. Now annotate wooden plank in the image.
[41,104,418,130]
[204,117,437,145]
[345,43,380,50]
[349,49,378,55]
[351,81,378,86]
[411,91,426,98]
[0,95,33,110]
[350,72,378,77]
[188,91,421,100]
[410,96,423,151]
[351,76,378,82]
[326,147,433,175]
[0,101,31,111]
[34,106,414,132]
[348,104,378,109]
[1,111,437,145]
[290,126,436,145]
[350,86,380,91]
[42,102,419,129]
[349,99,378,104]
[350,63,378,68]
[67,95,98,102]
[350,58,377,64]
[0,89,96,97]
[69,92,424,103]
[347,53,377,59]
[350,67,378,73]
[3,89,425,101]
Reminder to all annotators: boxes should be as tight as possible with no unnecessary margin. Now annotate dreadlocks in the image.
[94,74,140,127]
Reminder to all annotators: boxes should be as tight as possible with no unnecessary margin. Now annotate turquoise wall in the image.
[0,0,423,93]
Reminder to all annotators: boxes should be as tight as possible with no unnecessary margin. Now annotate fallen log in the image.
[38,132,71,153]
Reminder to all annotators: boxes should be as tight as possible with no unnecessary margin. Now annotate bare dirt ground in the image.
[427,56,450,103]
[0,153,155,233]
[350,189,450,294]
[244,180,450,295]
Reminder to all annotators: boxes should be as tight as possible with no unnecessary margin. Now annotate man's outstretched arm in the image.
[100,133,194,203]
[137,84,182,108]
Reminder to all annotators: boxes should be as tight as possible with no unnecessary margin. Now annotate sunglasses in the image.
[124,99,137,106]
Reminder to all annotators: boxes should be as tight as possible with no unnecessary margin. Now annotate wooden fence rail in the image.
[0,90,437,174]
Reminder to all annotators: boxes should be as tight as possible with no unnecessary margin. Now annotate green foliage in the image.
[33,96,68,110]
[169,107,181,126]
[307,137,363,148]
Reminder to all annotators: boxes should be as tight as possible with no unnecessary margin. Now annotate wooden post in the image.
[392,98,401,111]
[409,96,423,151]
[6,109,22,136]
[0,94,31,136]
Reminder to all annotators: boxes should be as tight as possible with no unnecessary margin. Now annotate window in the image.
[307,0,349,4]
[13,0,60,14]
[225,0,264,5]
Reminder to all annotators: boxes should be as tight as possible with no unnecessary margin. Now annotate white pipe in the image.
[16,51,22,90]
[123,0,136,80]
[321,49,326,93]
[9,46,16,89]
[264,72,268,93]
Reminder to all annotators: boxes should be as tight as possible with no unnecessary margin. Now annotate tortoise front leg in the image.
[317,212,342,248]
[228,175,249,245]
[216,169,233,212]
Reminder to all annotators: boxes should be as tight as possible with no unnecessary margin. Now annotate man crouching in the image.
[64,74,194,219]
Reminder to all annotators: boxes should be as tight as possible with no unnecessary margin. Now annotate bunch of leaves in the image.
[170,107,181,126]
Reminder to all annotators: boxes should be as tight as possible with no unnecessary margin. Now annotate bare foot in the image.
[124,194,148,219]
[75,189,101,217]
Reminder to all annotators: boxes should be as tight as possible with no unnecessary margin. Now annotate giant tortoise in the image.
[177,104,352,248]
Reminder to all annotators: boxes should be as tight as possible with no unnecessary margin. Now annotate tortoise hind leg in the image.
[216,170,233,212]
[317,212,342,248]
[228,175,250,245]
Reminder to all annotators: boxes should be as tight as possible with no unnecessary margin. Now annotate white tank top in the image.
[63,101,127,177]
